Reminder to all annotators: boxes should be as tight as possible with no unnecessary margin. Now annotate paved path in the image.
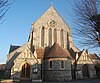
[1,79,100,83]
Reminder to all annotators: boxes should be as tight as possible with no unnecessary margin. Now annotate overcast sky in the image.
[0,0,99,64]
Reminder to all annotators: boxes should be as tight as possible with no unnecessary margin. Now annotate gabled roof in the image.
[32,6,70,30]
[76,51,84,62]
[75,50,94,64]
[45,42,71,59]
[7,43,29,64]
[9,45,20,53]
[78,51,83,56]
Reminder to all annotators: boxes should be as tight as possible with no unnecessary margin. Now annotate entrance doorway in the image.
[21,62,30,78]
[82,64,89,78]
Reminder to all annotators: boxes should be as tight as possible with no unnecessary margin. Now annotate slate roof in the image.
[9,45,20,53]
[69,48,76,59]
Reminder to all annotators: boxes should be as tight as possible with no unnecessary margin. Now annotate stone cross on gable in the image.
[49,0,54,7]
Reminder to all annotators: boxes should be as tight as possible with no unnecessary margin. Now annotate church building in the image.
[5,6,98,82]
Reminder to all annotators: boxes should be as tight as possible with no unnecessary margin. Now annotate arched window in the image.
[49,61,52,69]
[48,28,52,46]
[54,29,57,43]
[41,27,45,47]
[60,29,64,47]
[61,60,64,68]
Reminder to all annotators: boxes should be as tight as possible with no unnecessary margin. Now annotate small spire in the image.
[51,2,53,7]
[49,0,54,7]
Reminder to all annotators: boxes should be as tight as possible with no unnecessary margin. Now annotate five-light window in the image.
[41,27,65,48]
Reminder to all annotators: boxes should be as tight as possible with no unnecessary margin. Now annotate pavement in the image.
[0,79,100,83]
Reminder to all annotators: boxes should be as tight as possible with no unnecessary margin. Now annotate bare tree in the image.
[72,0,100,47]
[0,0,10,24]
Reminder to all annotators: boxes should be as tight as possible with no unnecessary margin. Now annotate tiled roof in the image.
[36,48,45,59]
[45,42,71,58]
[35,43,75,60]
[9,45,20,53]
[0,64,5,70]
[89,54,100,60]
